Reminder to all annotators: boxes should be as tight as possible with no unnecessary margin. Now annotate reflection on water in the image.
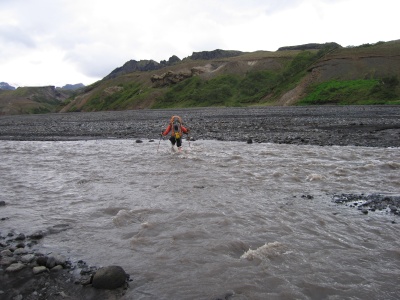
[1,140,399,299]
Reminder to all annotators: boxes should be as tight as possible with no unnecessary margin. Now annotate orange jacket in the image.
[162,124,189,136]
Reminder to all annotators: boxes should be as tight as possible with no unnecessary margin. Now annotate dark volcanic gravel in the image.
[0,106,399,147]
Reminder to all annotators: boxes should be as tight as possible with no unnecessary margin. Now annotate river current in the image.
[1,139,399,299]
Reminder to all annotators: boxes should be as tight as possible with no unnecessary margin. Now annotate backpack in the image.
[170,116,183,139]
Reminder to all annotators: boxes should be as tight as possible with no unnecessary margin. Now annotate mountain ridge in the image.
[1,40,399,115]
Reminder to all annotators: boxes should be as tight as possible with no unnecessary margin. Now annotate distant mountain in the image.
[0,82,16,90]
[2,40,400,115]
[62,40,399,112]
[0,86,74,115]
[104,50,244,80]
[58,83,85,90]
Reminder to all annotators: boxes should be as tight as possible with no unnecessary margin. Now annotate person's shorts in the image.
[169,136,182,147]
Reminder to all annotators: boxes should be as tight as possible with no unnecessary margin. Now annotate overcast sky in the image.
[0,0,398,87]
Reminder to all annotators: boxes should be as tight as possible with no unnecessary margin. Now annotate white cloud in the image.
[0,0,398,87]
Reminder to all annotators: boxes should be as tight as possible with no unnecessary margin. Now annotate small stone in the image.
[21,254,36,263]
[0,256,17,266]
[13,248,28,255]
[6,262,25,272]
[33,266,48,275]
[51,265,63,272]
[52,254,67,266]
[29,231,45,239]
[1,249,13,257]
[15,242,25,248]
[36,256,48,266]
[0,201,5,206]
[59,291,68,298]
[135,139,143,143]
[15,233,26,241]
[46,256,56,269]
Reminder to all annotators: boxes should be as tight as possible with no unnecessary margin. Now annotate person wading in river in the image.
[161,116,190,150]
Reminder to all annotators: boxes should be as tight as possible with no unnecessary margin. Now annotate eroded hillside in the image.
[2,40,399,115]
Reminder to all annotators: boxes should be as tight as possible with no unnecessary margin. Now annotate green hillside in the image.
[62,40,399,112]
[2,40,399,115]
[0,86,74,115]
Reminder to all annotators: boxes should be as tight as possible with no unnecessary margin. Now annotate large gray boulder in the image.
[92,266,127,290]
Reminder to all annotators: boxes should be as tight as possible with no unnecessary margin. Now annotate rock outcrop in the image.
[278,42,341,51]
[188,49,243,60]
[105,55,182,80]
[151,70,193,87]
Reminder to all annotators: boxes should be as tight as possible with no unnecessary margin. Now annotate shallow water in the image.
[1,139,399,299]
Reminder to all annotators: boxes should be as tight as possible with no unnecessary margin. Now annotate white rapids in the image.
[1,139,399,299]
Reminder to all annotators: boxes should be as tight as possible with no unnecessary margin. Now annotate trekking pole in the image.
[157,134,163,152]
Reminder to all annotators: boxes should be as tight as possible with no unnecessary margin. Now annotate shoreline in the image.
[0,106,399,147]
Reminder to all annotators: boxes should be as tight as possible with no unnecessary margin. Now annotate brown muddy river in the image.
[1,139,399,299]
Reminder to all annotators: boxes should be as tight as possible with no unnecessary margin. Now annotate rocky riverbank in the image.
[0,225,130,299]
[0,106,399,147]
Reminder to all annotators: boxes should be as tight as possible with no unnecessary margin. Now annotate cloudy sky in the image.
[0,0,398,87]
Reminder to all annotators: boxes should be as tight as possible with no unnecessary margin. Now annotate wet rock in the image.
[13,248,28,255]
[92,266,127,289]
[0,201,5,206]
[36,256,48,266]
[1,249,13,257]
[0,229,129,299]
[51,265,63,272]
[33,266,48,275]
[6,262,25,272]
[15,242,25,248]
[0,256,17,266]
[332,193,400,216]
[29,231,45,239]
[53,254,67,266]
[46,255,57,268]
[15,233,26,241]
[21,254,35,263]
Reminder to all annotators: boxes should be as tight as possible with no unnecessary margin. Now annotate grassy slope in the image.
[2,40,399,115]
[0,87,73,115]
[63,50,307,111]
[69,40,399,111]
[297,40,400,105]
